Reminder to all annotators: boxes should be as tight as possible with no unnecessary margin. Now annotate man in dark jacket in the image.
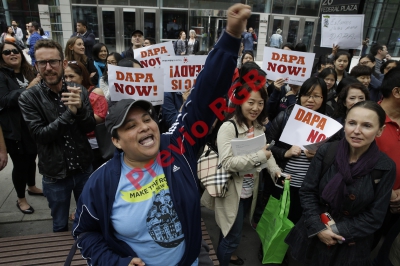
[71,4,251,266]
[18,39,96,232]
[123,29,144,58]
[71,20,96,59]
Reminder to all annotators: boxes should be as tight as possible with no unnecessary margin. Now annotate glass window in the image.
[379,3,397,28]
[190,0,242,10]
[287,20,299,44]
[297,0,320,16]
[102,10,117,51]
[387,29,400,57]
[129,0,157,6]
[302,21,315,51]
[248,0,272,13]
[144,13,156,38]
[28,0,57,11]
[98,0,128,5]
[161,10,188,40]
[72,0,96,3]
[161,0,188,8]
[123,11,135,50]
[72,6,98,38]
[272,0,296,15]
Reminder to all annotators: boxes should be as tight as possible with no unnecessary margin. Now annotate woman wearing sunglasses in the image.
[0,41,43,214]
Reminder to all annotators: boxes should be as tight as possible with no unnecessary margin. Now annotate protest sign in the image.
[108,65,164,105]
[279,104,342,151]
[262,48,315,85]
[321,14,364,49]
[161,55,207,92]
[134,42,175,68]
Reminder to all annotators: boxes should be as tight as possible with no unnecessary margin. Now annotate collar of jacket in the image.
[232,117,263,134]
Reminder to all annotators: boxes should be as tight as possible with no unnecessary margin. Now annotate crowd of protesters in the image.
[0,3,399,266]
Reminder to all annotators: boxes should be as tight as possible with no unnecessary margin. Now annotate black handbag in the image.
[94,122,115,160]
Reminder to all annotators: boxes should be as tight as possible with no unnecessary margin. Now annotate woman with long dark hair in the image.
[202,62,281,266]
[92,43,108,86]
[0,41,43,214]
[99,52,122,100]
[333,51,350,84]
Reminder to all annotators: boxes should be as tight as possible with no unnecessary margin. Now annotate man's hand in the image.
[0,149,7,171]
[128,257,145,266]
[390,189,400,213]
[27,74,41,89]
[62,86,82,115]
[182,89,191,102]
[284,145,302,158]
[225,4,251,39]
[90,72,96,78]
[261,144,272,160]
[317,226,345,246]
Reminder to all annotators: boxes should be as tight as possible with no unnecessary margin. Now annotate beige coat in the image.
[201,119,281,237]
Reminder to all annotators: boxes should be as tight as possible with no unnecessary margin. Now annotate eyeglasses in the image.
[301,95,323,101]
[359,60,371,65]
[2,49,20,55]
[35,59,62,69]
[107,60,117,65]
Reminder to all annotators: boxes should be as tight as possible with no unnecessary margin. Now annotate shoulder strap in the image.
[321,141,339,177]
[227,120,238,138]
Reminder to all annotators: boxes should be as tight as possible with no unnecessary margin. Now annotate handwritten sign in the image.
[279,104,342,151]
[161,55,207,92]
[321,14,364,49]
[108,65,164,105]
[262,48,315,85]
[134,42,175,68]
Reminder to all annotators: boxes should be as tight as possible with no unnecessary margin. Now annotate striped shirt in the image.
[283,151,311,188]
[241,127,255,199]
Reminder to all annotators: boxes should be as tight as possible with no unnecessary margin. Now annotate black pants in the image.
[9,153,37,198]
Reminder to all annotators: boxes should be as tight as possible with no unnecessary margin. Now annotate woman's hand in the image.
[27,74,41,89]
[273,78,285,90]
[317,226,345,247]
[275,172,290,185]
[284,145,302,158]
[332,44,340,55]
[304,149,316,159]
[261,144,272,160]
[128,257,145,266]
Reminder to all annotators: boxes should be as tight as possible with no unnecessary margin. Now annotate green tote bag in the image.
[256,180,294,264]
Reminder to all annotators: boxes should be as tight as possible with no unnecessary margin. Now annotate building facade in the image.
[0,0,399,60]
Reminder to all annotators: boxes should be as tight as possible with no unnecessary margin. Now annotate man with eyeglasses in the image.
[18,39,96,232]
[27,21,43,66]
[123,30,144,58]
[370,43,388,74]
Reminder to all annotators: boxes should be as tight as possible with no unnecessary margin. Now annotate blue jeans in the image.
[217,197,252,266]
[43,166,92,232]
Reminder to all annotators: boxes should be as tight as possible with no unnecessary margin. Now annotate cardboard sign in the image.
[161,55,207,92]
[108,65,164,105]
[321,14,364,49]
[279,104,342,151]
[134,42,175,68]
[262,48,315,85]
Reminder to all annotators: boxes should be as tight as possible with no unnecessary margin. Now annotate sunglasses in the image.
[2,49,20,55]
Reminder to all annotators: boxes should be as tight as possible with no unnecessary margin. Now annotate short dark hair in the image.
[34,39,64,61]
[282,43,295,51]
[334,83,370,119]
[359,54,375,63]
[370,43,384,56]
[118,58,143,68]
[318,67,337,82]
[145,37,156,45]
[77,20,87,27]
[380,68,400,98]
[30,21,40,31]
[336,76,361,96]
[346,101,386,128]
[350,65,372,78]
[103,52,123,83]
[296,77,328,114]
[294,43,307,52]
[241,51,254,65]
[92,43,108,62]
[380,60,400,74]
[334,51,350,61]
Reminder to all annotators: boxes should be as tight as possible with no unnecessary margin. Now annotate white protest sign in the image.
[262,47,315,86]
[279,104,342,151]
[134,42,175,68]
[108,65,164,105]
[321,14,364,49]
[161,55,207,92]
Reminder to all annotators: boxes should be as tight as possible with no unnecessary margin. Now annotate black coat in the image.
[285,143,396,265]
[0,68,36,154]
[18,82,95,179]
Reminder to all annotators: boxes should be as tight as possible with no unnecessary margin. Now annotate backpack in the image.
[321,141,383,190]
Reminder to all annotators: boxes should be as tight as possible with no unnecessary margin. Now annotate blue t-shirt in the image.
[111,153,189,266]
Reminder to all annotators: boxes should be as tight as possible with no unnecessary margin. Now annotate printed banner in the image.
[262,48,315,85]
[321,14,364,49]
[108,65,164,105]
[134,42,175,68]
[161,55,207,92]
[279,104,342,151]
